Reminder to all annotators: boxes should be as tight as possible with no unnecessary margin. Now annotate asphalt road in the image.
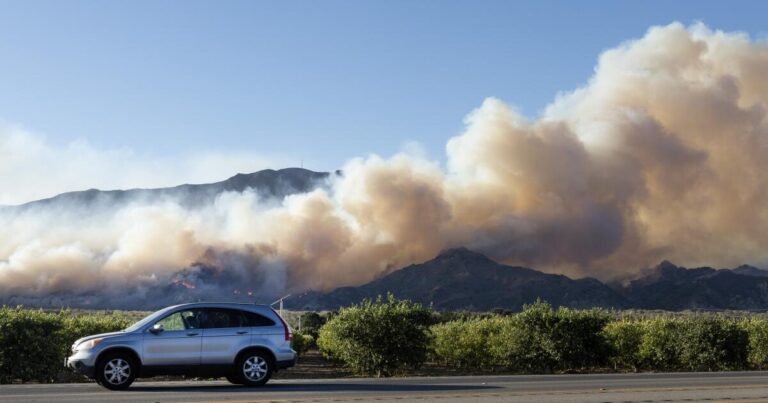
[3,372,768,403]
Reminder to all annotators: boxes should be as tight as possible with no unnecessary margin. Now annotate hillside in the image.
[290,248,628,311]
[9,167,332,210]
[621,261,768,310]
[290,250,768,311]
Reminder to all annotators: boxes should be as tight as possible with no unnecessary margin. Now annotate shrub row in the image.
[603,317,750,371]
[7,300,768,382]
[432,305,768,373]
[431,302,611,372]
[318,298,768,376]
[0,307,132,383]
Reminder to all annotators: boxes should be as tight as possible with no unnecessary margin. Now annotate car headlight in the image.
[76,338,104,351]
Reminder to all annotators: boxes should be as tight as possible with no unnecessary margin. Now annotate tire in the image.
[95,352,137,390]
[225,374,243,385]
[236,351,273,386]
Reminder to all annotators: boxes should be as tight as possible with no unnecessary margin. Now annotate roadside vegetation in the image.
[0,307,132,383]
[5,299,768,383]
[318,297,768,376]
[317,295,432,376]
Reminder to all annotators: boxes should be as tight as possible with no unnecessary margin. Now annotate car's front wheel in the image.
[236,351,272,386]
[225,374,243,385]
[95,352,136,390]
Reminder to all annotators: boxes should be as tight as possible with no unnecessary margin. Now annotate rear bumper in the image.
[65,357,95,378]
[276,355,297,370]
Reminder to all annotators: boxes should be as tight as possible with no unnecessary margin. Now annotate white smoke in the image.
[2,22,768,307]
[0,124,281,206]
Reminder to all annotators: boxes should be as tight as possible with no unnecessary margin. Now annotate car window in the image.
[124,305,177,332]
[202,308,245,329]
[155,309,202,331]
[242,311,276,327]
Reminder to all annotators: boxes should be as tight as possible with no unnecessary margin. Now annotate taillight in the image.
[272,308,292,341]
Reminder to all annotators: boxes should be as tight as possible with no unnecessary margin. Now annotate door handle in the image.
[236,331,248,335]
[186,332,199,336]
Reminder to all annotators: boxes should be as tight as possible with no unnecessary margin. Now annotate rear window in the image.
[197,307,276,329]
[242,310,276,327]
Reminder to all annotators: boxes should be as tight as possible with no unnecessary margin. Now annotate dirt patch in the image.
[274,350,354,379]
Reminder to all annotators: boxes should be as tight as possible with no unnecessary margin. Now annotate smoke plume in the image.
[2,22,768,307]
[0,124,280,205]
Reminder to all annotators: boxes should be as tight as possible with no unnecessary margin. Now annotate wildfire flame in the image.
[172,279,196,289]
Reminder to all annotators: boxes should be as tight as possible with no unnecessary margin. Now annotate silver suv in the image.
[65,302,297,390]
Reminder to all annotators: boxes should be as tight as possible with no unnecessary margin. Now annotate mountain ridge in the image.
[8,168,333,210]
[289,248,768,311]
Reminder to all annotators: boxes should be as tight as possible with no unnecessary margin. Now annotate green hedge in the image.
[0,308,65,383]
[7,302,768,383]
[602,316,749,372]
[430,302,611,373]
[429,303,760,373]
[0,307,132,383]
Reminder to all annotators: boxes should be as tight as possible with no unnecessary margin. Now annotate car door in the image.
[142,309,203,368]
[244,310,281,348]
[200,308,252,365]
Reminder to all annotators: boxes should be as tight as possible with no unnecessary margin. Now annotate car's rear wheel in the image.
[236,351,272,386]
[95,352,136,390]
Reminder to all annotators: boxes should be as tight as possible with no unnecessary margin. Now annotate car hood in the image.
[73,331,125,347]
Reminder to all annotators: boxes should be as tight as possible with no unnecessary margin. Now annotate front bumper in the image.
[65,356,95,378]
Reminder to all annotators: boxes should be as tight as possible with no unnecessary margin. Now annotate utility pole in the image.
[270,294,291,317]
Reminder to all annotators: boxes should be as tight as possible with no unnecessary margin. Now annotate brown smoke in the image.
[2,22,768,304]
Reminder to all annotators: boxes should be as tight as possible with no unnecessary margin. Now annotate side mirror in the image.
[149,323,164,334]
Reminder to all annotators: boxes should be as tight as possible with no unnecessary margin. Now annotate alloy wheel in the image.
[103,358,131,385]
[242,355,268,382]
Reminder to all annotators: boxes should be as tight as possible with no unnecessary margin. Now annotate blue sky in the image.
[1,0,766,174]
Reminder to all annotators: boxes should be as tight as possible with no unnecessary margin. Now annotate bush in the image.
[430,302,612,373]
[292,332,314,357]
[634,316,749,371]
[428,320,462,366]
[743,318,768,369]
[676,317,748,371]
[486,302,610,373]
[317,295,432,377]
[603,320,644,371]
[0,307,64,383]
[487,312,550,372]
[637,317,681,370]
[298,312,327,341]
[431,310,489,325]
[430,318,500,368]
[0,307,133,383]
[550,306,612,370]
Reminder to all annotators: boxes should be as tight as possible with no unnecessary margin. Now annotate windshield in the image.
[123,305,179,332]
